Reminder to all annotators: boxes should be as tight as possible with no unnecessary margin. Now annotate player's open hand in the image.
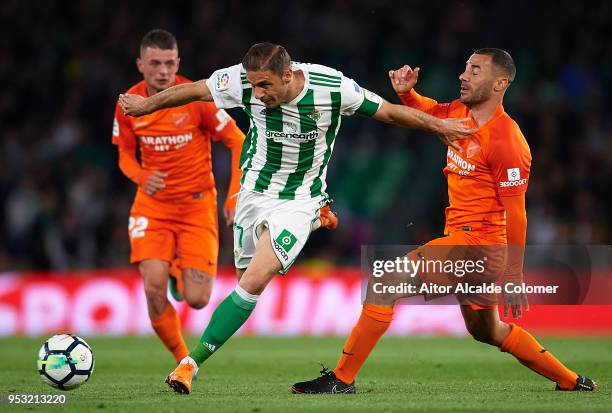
[141,170,167,196]
[119,93,150,117]
[388,65,420,94]
[503,287,529,319]
[436,118,477,150]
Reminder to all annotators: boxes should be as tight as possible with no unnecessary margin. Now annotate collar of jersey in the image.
[284,63,310,106]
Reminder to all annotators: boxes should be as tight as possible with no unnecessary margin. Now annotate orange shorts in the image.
[128,189,219,275]
[408,230,507,310]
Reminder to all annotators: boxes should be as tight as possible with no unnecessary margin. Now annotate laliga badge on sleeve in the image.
[216,71,231,91]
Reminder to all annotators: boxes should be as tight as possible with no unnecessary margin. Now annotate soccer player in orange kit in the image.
[292,48,597,393]
[112,30,245,363]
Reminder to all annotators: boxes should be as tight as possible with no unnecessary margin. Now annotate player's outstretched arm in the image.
[119,80,213,117]
[371,100,475,150]
[500,193,529,319]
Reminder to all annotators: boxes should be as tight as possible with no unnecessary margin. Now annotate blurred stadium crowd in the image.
[1,0,610,270]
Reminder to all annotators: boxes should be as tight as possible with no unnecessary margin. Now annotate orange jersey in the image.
[400,90,531,240]
[112,75,244,204]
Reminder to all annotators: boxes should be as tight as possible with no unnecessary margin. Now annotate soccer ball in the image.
[37,334,94,390]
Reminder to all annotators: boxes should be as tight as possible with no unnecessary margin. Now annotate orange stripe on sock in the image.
[334,305,393,384]
[151,304,189,363]
[500,323,578,390]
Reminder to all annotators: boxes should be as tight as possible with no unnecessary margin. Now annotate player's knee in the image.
[465,321,505,346]
[185,293,210,309]
[139,264,168,300]
[464,319,491,344]
[469,330,497,345]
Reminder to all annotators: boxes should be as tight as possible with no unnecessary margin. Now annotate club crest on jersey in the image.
[172,113,190,128]
[216,71,231,91]
[466,140,481,158]
[307,108,321,122]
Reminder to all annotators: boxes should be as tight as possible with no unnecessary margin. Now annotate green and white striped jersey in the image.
[205,62,383,200]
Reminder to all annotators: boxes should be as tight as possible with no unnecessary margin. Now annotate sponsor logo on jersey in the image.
[447,148,476,172]
[265,130,319,141]
[507,168,520,181]
[273,241,289,261]
[140,133,193,151]
[275,229,297,253]
[499,167,527,187]
[353,81,360,92]
[216,71,230,91]
[500,178,527,187]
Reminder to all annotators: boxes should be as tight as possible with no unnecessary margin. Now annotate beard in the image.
[460,83,493,106]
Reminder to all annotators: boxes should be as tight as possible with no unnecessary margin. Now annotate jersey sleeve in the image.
[198,101,237,139]
[487,123,532,197]
[204,64,244,110]
[398,89,450,118]
[339,76,383,117]
[112,101,137,149]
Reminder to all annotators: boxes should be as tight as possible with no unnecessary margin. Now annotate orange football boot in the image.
[319,201,339,230]
[166,359,197,395]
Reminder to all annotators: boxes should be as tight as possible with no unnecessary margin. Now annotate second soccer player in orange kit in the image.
[293,48,596,393]
[112,30,245,363]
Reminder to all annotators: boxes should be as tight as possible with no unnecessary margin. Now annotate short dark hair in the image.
[140,29,178,55]
[474,48,516,82]
[242,42,291,76]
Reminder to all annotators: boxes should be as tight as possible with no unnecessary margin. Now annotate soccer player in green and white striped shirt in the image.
[119,42,475,394]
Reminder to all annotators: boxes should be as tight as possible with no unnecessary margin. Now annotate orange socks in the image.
[334,304,393,384]
[150,304,189,363]
[500,323,578,390]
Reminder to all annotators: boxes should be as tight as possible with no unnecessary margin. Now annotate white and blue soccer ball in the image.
[37,334,94,390]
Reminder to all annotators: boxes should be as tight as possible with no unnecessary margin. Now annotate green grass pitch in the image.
[1,336,610,412]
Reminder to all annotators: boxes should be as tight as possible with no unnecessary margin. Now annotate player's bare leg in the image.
[140,259,171,318]
[460,306,510,346]
[461,306,596,391]
[237,227,282,294]
[182,268,213,309]
[140,259,189,363]
[167,229,281,395]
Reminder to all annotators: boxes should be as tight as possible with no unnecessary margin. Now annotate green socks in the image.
[189,285,259,365]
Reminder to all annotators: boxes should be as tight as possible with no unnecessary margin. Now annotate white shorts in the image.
[233,191,327,274]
